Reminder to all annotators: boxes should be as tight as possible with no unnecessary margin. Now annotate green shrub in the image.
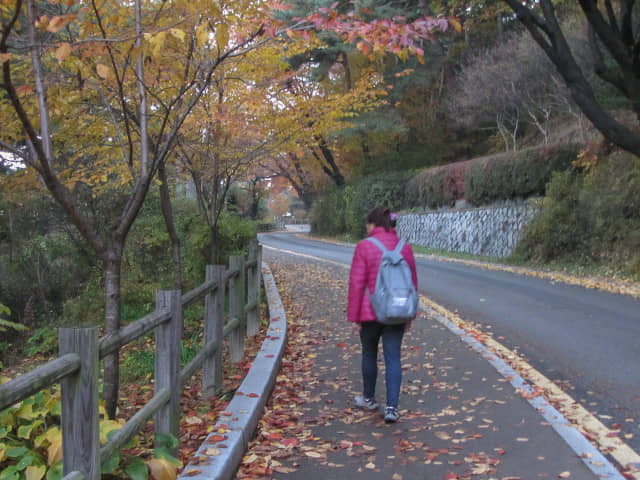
[309,184,346,236]
[58,198,257,331]
[311,171,412,237]
[515,169,587,261]
[0,383,180,480]
[464,144,578,206]
[0,233,95,329]
[515,151,640,277]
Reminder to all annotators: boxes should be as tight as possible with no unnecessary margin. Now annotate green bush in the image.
[464,145,578,206]
[0,383,180,480]
[60,199,257,328]
[309,184,346,236]
[515,169,587,261]
[515,151,640,277]
[311,171,412,238]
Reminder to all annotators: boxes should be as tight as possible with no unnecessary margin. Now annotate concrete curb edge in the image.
[178,262,286,480]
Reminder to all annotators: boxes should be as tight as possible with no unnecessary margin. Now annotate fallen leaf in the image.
[558,472,571,478]
[305,451,324,458]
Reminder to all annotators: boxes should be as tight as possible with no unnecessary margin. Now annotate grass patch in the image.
[411,245,503,264]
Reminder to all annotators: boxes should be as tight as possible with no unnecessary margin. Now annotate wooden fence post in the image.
[59,327,100,480]
[154,290,182,451]
[228,255,245,363]
[246,239,260,337]
[203,265,226,398]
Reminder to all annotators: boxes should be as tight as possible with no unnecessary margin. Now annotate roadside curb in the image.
[419,297,627,480]
[178,262,286,480]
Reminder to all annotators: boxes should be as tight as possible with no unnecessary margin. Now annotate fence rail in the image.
[0,239,263,480]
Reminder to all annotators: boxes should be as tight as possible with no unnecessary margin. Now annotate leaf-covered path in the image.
[236,251,602,480]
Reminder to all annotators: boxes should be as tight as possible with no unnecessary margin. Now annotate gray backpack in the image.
[366,237,418,325]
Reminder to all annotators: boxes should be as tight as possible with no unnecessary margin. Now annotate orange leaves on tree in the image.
[55,43,72,64]
[46,14,77,33]
[301,8,460,59]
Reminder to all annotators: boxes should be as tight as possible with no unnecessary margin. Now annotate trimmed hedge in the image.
[407,144,579,209]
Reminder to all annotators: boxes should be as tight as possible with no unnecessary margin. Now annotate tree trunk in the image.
[313,136,345,186]
[103,246,122,419]
[503,0,640,157]
[158,165,182,290]
[209,223,219,264]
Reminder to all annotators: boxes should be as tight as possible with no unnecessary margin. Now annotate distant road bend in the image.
[259,231,640,453]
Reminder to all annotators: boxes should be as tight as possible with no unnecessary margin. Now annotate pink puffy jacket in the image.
[347,226,418,323]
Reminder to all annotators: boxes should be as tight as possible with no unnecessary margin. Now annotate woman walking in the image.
[348,207,418,422]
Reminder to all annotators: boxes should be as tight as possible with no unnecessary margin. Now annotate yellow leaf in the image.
[196,24,209,47]
[100,419,123,444]
[146,459,177,480]
[26,466,46,480]
[96,64,110,79]
[150,31,168,59]
[47,438,62,466]
[185,416,203,425]
[243,454,258,464]
[47,14,76,33]
[0,443,5,462]
[449,17,462,33]
[56,43,71,63]
[43,427,61,444]
[169,28,186,42]
[16,404,36,420]
[216,24,229,50]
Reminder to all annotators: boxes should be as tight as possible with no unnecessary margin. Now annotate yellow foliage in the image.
[216,23,229,50]
[26,465,47,480]
[46,430,63,466]
[100,418,124,444]
[146,458,177,480]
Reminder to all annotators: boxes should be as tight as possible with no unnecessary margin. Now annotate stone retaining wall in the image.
[396,203,540,258]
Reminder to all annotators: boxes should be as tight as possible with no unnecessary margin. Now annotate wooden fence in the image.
[0,239,263,480]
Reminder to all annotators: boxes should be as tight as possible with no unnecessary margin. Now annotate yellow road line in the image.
[422,296,640,479]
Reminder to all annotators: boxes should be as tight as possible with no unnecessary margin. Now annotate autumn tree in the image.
[174,57,274,262]
[0,0,270,417]
[502,0,640,156]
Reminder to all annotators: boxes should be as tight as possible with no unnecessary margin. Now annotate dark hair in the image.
[367,206,392,232]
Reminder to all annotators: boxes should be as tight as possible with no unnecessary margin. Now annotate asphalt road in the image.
[259,231,640,452]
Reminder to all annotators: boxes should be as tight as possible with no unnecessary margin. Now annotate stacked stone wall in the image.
[396,203,539,258]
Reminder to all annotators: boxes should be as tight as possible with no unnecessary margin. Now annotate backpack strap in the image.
[392,239,406,255]
[365,236,388,253]
[366,236,406,255]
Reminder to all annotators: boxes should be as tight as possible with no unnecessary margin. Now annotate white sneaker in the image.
[384,406,399,423]
[354,395,379,410]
